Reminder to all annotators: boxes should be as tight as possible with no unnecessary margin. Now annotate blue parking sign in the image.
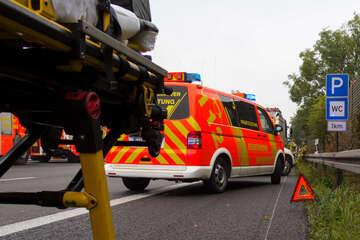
[326,74,349,97]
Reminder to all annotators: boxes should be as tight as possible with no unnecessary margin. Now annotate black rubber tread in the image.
[281,155,292,176]
[14,150,30,165]
[203,156,229,193]
[67,152,80,163]
[122,177,150,191]
[38,154,51,163]
[271,157,283,184]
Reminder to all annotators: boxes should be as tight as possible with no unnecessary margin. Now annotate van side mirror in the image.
[274,124,283,135]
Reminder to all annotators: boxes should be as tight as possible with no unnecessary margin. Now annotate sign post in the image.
[326,74,349,152]
[314,139,319,153]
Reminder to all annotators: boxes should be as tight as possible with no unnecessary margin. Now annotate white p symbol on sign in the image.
[332,77,343,94]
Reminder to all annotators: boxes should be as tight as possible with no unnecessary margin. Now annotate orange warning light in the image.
[291,173,316,202]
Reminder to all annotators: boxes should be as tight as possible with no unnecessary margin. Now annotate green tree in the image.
[306,96,328,151]
[290,105,310,146]
[285,13,360,149]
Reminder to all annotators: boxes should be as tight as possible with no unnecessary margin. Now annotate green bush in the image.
[296,161,360,239]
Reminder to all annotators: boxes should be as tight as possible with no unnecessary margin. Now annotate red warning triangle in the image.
[291,173,316,202]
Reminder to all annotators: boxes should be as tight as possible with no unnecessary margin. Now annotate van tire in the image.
[68,152,80,163]
[122,177,150,191]
[281,156,292,176]
[38,154,51,163]
[15,150,30,165]
[271,158,283,184]
[203,157,229,193]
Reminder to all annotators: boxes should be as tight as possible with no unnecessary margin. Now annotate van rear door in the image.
[155,85,190,166]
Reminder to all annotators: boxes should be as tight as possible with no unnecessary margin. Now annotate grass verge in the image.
[295,160,360,239]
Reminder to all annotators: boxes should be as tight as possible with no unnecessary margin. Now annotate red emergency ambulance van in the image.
[105,72,284,193]
[0,112,29,164]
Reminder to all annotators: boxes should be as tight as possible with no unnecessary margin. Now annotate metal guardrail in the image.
[304,149,360,185]
[305,150,360,174]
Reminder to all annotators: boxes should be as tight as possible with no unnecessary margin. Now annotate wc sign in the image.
[326,74,349,123]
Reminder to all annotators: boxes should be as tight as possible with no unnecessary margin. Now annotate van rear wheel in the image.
[38,154,51,163]
[14,150,30,165]
[203,157,229,193]
[122,177,150,191]
[271,158,283,184]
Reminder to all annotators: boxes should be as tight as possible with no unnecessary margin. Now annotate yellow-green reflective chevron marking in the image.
[172,121,189,139]
[163,143,185,165]
[187,116,201,131]
[117,134,126,141]
[165,126,187,155]
[125,148,144,163]
[109,146,117,154]
[112,147,130,163]
[156,154,169,164]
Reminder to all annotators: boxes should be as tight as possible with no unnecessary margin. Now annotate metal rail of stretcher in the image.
[0,1,169,239]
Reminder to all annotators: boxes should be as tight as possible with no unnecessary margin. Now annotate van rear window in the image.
[157,86,189,120]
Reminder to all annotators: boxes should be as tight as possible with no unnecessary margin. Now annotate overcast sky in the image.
[150,0,359,124]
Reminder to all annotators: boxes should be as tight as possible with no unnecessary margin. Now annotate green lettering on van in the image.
[268,134,278,159]
[233,128,248,166]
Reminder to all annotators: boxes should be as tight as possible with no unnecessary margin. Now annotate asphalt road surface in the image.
[0,160,308,240]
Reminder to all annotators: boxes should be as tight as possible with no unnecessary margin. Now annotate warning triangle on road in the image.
[291,173,316,202]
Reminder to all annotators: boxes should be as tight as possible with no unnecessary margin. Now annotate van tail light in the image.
[187,131,201,149]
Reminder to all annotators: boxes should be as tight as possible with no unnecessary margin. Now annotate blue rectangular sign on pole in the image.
[326,74,349,121]
[326,74,349,97]
[326,98,348,120]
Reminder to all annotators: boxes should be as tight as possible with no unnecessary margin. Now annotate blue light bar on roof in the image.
[245,93,256,101]
[185,73,201,82]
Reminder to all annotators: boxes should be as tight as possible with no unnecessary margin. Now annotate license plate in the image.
[129,136,145,142]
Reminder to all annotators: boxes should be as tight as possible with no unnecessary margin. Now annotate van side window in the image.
[235,101,259,131]
[218,95,239,126]
[257,108,274,134]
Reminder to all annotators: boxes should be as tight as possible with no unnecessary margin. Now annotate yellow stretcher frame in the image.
[61,151,116,239]
[78,150,116,239]
[0,1,168,239]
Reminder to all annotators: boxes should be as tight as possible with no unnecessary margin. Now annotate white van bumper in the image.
[105,164,211,180]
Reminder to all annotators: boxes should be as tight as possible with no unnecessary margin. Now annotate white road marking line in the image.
[0,177,36,182]
[264,175,288,240]
[0,182,197,237]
